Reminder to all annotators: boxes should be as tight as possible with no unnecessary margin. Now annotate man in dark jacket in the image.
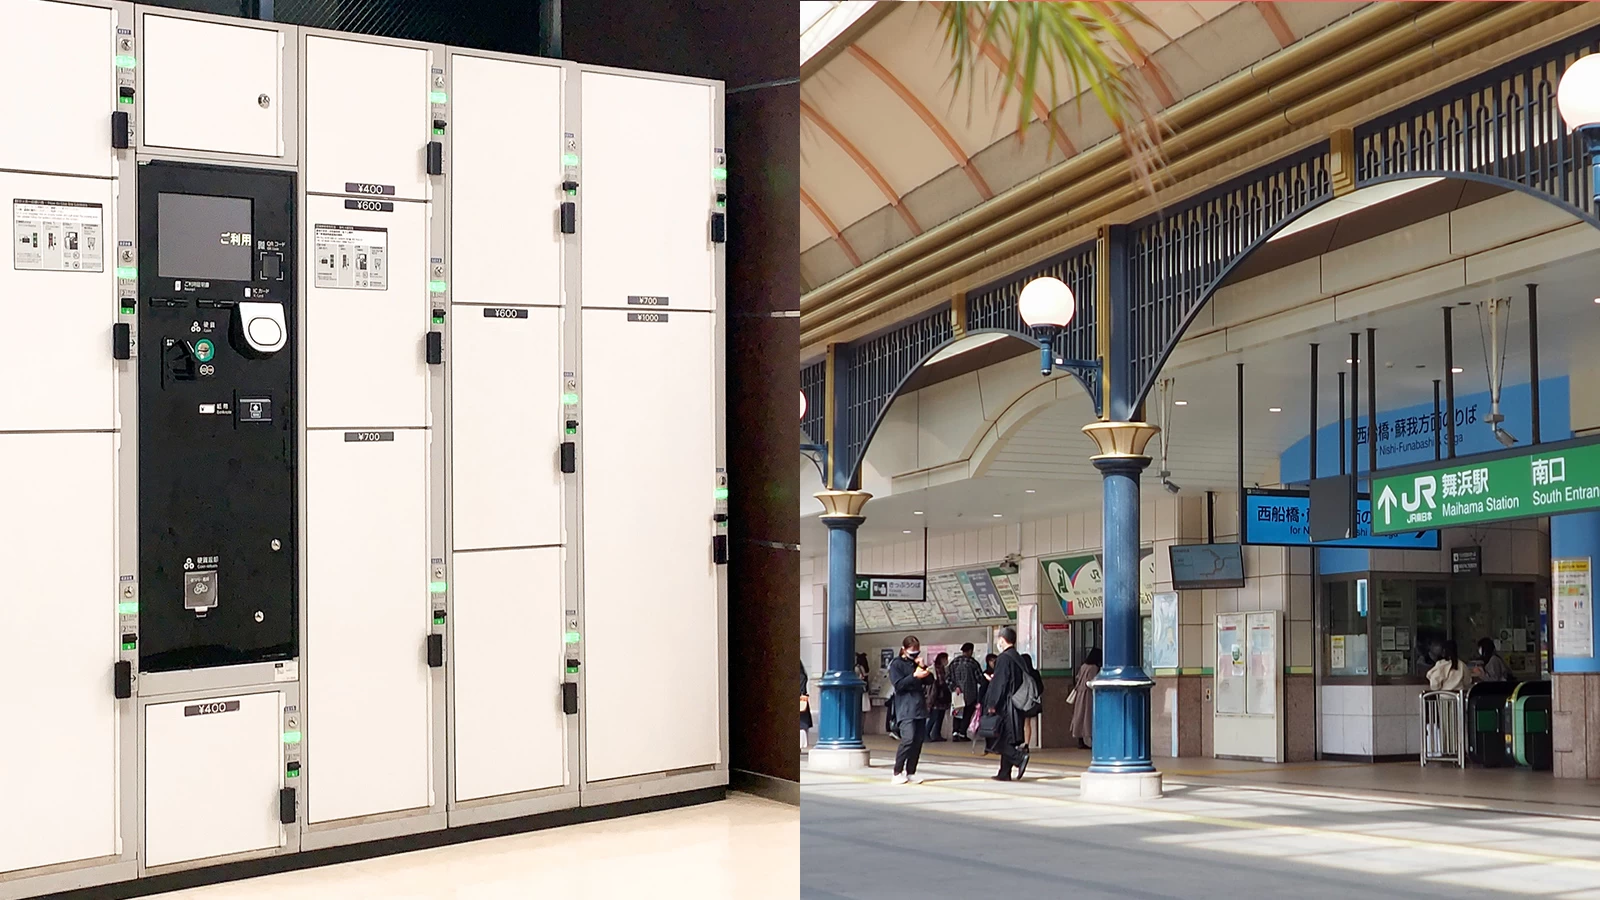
[982,627,1028,781]
[887,635,934,784]
[946,643,985,741]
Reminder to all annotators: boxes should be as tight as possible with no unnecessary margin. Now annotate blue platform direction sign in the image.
[1243,489,1438,549]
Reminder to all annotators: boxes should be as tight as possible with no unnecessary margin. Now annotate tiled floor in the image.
[159,795,797,900]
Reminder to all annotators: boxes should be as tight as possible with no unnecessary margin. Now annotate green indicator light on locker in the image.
[117,601,138,615]
[432,315,445,325]
[121,641,136,651]
[114,55,136,69]
[565,665,579,674]
[562,153,580,167]
[118,96,134,105]
[428,90,448,104]
[115,266,137,280]
[428,280,448,293]
[429,581,448,594]
[561,392,580,406]
[714,487,729,500]
[282,731,302,744]
[432,128,444,136]
[564,631,581,644]
[432,613,446,625]
[286,768,300,778]
[120,306,135,316]
[712,167,727,180]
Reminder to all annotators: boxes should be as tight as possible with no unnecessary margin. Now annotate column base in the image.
[1079,770,1164,802]
[807,747,872,772]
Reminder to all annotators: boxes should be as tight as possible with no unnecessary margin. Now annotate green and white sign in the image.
[1372,440,1600,534]
[1040,549,1155,618]
[854,575,925,601]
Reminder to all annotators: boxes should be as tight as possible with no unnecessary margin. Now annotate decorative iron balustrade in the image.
[1355,28,1600,221]
[801,360,827,447]
[966,240,1099,371]
[1127,145,1332,405]
[838,306,954,483]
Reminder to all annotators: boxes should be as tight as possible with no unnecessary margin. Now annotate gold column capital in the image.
[815,489,872,519]
[1081,421,1160,461]
[1329,127,1356,198]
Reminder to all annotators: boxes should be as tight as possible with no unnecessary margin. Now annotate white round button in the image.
[247,317,283,347]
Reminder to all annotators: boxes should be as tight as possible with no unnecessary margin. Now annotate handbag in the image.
[951,688,966,711]
[800,695,810,714]
[977,711,999,739]
[1065,688,1078,705]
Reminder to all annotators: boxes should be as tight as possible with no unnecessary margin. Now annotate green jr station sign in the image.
[1372,440,1600,534]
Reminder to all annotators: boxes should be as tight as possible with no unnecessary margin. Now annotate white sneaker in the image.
[906,774,924,784]
[891,772,909,785]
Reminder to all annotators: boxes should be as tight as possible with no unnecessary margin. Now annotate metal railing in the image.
[1420,690,1466,768]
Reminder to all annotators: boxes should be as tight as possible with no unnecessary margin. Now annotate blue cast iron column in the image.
[1082,422,1160,777]
[814,490,871,751]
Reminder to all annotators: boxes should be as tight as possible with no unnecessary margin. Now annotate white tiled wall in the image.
[1319,684,1425,757]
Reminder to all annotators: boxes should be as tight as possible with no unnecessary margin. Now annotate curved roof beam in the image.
[800,99,923,235]
[968,29,1078,158]
[801,187,864,267]
[845,45,994,200]
[1255,2,1297,49]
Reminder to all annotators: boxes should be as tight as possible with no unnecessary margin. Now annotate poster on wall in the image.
[859,602,893,631]
[883,602,920,629]
[1215,613,1246,715]
[1040,549,1156,618]
[961,570,1010,619]
[1245,612,1277,716]
[912,598,946,627]
[1330,635,1346,670]
[1555,557,1595,658]
[1147,592,1179,670]
[1041,623,1073,671]
[990,568,1022,614]
[929,572,978,625]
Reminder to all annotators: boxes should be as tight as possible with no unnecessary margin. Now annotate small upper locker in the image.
[139,10,290,159]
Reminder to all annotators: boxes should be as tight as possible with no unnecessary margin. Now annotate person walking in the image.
[1018,651,1045,749]
[800,660,813,752]
[888,636,934,784]
[924,652,952,741]
[946,643,984,742]
[1070,648,1101,750]
[1427,640,1471,692]
[982,627,1029,781]
[854,653,874,732]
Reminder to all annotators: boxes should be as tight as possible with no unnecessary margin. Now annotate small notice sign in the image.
[313,224,388,290]
[13,199,103,272]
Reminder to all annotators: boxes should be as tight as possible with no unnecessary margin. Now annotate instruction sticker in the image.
[313,224,388,290]
[13,199,103,272]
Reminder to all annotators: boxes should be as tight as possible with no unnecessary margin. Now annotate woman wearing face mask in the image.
[887,635,934,784]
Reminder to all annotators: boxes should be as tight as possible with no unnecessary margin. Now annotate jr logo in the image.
[1377,475,1437,526]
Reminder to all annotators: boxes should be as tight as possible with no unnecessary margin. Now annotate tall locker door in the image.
[579,73,715,312]
[141,14,284,157]
[581,311,719,782]
[1,0,115,177]
[452,549,566,801]
[304,195,431,429]
[0,172,116,431]
[304,36,430,201]
[305,429,431,823]
[0,434,118,874]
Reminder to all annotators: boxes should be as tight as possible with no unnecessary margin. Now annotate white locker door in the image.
[141,14,283,157]
[0,172,117,432]
[579,73,715,312]
[144,692,283,868]
[304,195,430,429]
[450,306,563,550]
[306,429,431,823]
[450,54,563,307]
[1,0,115,177]
[0,433,117,875]
[305,36,430,201]
[452,548,566,801]
[580,310,719,782]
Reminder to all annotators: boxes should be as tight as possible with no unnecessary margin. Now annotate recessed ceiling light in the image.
[1593,297,1600,304]
[992,513,1003,518]
[1025,489,1036,493]
[1174,400,1188,406]
[903,530,912,534]
[1451,367,1463,374]
[1269,407,1282,413]
[913,510,923,515]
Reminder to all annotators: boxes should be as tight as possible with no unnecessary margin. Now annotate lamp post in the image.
[1558,54,1600,204]
[1018,275,1161,800]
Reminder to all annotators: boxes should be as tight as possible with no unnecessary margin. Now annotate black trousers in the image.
[996,733,1024,779]
[894,717,927,775]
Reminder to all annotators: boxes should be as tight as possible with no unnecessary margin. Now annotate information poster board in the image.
[1556,557,1595,658]
[1148,592,1179,671]
[1245,612,1278,716]
[1215,613,1246,715]
[1041,623,1073,672]
[856,565,1015,634]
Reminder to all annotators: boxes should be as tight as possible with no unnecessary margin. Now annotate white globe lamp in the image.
[1017,276,1077,328]
[800,390,808,421]
[1557,54,1600,132]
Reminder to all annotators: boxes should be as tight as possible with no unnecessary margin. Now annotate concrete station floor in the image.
[803,743,1600,899]
[855,735,1600,818]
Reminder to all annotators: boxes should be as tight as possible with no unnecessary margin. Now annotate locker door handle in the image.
[113,323,131,360]
[712,534,729,565]
[711,212,726,244]
[562,682,579,715]
[426,332,443,365]
[426,141,444,176]
[427,633,444,668]
[559,202,576,234]
[113,660,132,699]
[560,441,576,474]
[279,787,296,825]
[112,111,130,150]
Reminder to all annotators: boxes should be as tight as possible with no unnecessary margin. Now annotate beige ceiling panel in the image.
[810,57,953,196]
[799,201,829,252]
[800,116,887,227]
[1273,2,1370,41]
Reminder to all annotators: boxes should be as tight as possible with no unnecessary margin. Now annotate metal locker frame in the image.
[293,26,449,852]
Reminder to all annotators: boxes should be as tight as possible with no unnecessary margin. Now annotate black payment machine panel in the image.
[137,162,298,672]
